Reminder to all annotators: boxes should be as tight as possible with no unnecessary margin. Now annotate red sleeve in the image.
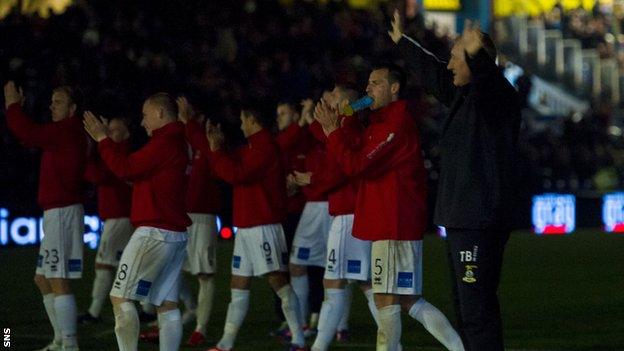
[309,121,328,143]
[327,117,403,177]
[5,103,63,149]
[306,159,347,196]
[208,146,274,185]
[98,137,163,181]
[185,120,211,155]
[84,158,108,184]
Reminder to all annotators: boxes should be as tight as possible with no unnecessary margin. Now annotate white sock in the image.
[337,284,352,331]
[409,298,465,351]
[88,269,113,317]
[43,293,62,342]
[364,288,380,326]
[159,309,182,351]
[54,294,78,348]
[290,274,309,326]
[179,277,197,311]
[195,276,215,334]
[277,284,305,347]
[377,304,401,351]
[217,289,250,350]
[114,301,139,351]
[311,288,347,351]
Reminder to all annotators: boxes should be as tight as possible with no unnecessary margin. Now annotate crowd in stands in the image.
[1,0,623,219]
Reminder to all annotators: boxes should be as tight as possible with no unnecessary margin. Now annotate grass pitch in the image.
[1,229,623,350]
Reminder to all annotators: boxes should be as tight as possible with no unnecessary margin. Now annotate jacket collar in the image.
[370,99,407,123]
[152,121,184,138]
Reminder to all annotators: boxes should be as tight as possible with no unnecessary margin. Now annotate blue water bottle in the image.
[342,95,374,116]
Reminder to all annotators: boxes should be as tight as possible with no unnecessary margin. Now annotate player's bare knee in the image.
[48,278,71,294]
[289,263,306,276]
[230,275,251,290]
[374,293,399,308]
[109,295,128,308]
[95,263,114,271]
[157,300,178,313]
[34,274,51,293]
[399,295,420,312]
[323,278,345,289]
[267,271,289,291]
[198,273,214,281]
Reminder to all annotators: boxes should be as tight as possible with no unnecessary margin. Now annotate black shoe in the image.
[138,310,157,323]
[77,312,102,325]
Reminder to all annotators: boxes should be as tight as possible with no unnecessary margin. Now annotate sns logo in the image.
[3,327,10,348]
[532,194,575,234]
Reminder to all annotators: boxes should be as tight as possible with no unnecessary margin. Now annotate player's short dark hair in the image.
[277,100,299,114]
[371,62,406,93]
[480,32,498,61]
[146,92,178,120]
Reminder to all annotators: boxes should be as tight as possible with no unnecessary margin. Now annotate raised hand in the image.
[462,20,484,57]
[4,81,25,109]
[205,120,225,151]
[293,170,312,186]
[314,99,340,135]
[83,111,109,142]
[176,96,194,124]
[388,9,403,44]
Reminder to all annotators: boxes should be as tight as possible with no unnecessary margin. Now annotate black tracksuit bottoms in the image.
[445,228,510,351]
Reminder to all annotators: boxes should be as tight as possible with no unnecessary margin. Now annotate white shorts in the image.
[290,202,332,267]
[371,240,423,295]
[231,224,288,277]
[95,218,134,267]
[184,213,217,275]
[36,204,84,279]
[110,226,188,306]
[324,215,372,281]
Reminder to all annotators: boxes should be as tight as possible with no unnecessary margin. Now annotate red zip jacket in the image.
[84,141,132,220]
[186,122,286,228]
[5,103,85,210]
[276,123,315,214]
[327,100,427,241]
[186,148,222,215]
[98,122,191,232]
[309,119,359,216]
[299,140,330,202]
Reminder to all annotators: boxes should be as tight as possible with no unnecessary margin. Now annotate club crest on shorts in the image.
[397,272,413,288]
[462,265,477,283]
[232,255,241,269]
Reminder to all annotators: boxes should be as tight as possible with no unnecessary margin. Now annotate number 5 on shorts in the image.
[374,258,383,276]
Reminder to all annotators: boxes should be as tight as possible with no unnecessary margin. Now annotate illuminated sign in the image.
[532,194,575,234]
[0,208,101,249]
[1,207,237,249]
[424,0,461,11]
[437,226,447,238]
[602,193,624,233]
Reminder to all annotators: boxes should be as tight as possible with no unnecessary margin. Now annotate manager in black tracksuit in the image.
[389,11,521,351]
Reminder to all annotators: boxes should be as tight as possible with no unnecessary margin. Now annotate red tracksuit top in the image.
[327,100,427,241]
[186,148,222,215]
[98,121,191,232]
[276,122,315,213]
[84,141,132,220]
[309,119,360,216]
[5,103,86,210]
[185,121,287,228]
